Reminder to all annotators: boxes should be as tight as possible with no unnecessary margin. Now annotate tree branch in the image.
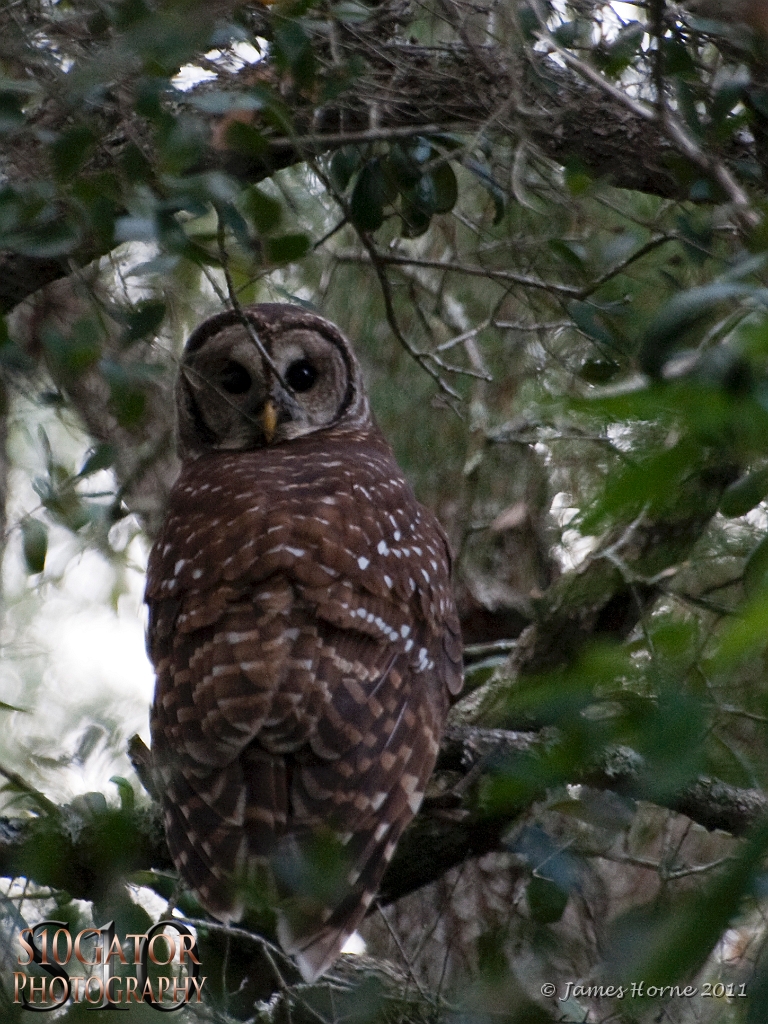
[1,5,759,315]
[0,724,763,918]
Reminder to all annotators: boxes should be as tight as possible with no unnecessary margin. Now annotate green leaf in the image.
[42,317,102,377]
[464,158,505,224]
[71,173,121,245]
[517,1,539,41]
[21,519,48,575]
[330,146,361,192]
[33,470,90,532]
[159,114,207,174]
[10,220,81,259]
[100,360,153,427]
[608,818,768,987]
[397,164,456,235]
[221,118,268,158]
[580,437,704,532]
[675,211,715,262]
[265,232,310,264]
[476,928,508,980]
[549,240,582,271]
[409,137,432,165]
[273,826,351,909]
[596,22,645,78]
[431,161,458,214]
[676,78,703,138]
[526,876,569,923]
[711,68,749,128]
[744,535,768,598]
[569,300,618,349]
[333,1,372,23]
[719,466,768,517]
[709,593,768,669]
[121,142,154,183]
[0,89,25,133]
[385,145,421,190]
[553,20,581,47]
[124,299,166,344]
[399,197,431,238]
[51,125,96,180]
[511,825,583,894]
[550,788,635,833]
[134,76,167,123]
[127,254,180,278]
[112,0,152,29]
[78,443,117,477]
[662,37,697,79]
[128,870,179,900]
[749,84,768,120]
[110,776,135,812]
[640,280,767,375]
[241,185,283,234]
[411,173,438,216]
[273,20,315,88]
[271,285,316,309]
[167,170,240,209]
[463,656,506,691]
[564,160,593,195]
[350,159,389,232]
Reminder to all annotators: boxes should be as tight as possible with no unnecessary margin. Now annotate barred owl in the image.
[146,304,463,981]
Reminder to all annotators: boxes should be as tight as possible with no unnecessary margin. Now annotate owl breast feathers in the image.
[145,304,463,981]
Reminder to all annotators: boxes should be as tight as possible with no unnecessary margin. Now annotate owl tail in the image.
[273,848,369,982]
[275,813,409,982]
[277,914,358,984]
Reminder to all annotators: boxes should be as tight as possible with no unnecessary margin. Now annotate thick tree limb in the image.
[0,727,763,917]
[474,458,739,690]
[0,4,760,316]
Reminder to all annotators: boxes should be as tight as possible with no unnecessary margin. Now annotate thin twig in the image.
[0,763,58,816]
[436,318,490,354]
[374,902,430,1001]
[310,160,466,406]
[314,217,348,251]
[362,238,464,405]
[334,249,582,297]
[215,215,292,393]
[531,6,759,231]
[464,639,518,659]
[267,122,471,153]
[579,233,676,297]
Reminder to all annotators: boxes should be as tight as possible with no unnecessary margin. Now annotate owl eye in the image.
[220,360,252,395]
[285,359,318,393]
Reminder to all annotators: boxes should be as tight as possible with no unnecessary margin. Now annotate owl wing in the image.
[147,452,462,979]
[149,561,459,980]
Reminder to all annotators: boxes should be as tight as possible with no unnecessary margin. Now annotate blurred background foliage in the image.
[2,0,768,1020]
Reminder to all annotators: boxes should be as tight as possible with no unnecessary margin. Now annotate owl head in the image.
[176,304,371,457]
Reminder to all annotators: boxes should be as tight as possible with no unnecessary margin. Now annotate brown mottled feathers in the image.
[146,305,463,982]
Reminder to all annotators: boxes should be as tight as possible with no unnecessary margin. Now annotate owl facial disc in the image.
[176,305,368,456]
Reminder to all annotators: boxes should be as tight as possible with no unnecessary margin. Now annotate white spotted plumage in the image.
[146,304,463,983]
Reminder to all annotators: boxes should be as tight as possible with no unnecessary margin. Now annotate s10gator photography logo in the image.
[14,919,206,1011]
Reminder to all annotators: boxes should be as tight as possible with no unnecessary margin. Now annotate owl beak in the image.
[261,399,278,443]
